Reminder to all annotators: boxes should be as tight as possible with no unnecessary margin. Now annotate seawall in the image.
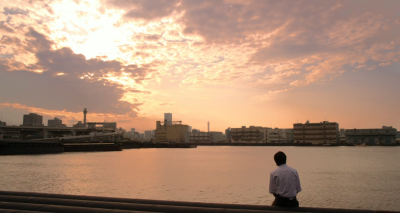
[0,191,396,213]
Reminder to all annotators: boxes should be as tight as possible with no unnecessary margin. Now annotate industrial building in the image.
[293,121,339,144]
[23,113,43,126]
[345,126,397,144]
[339,129,346,143]
[155,120,189,142]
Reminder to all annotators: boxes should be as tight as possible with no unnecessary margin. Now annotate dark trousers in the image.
[271,194,299,207]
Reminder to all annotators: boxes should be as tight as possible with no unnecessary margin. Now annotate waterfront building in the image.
[189,132,212,143]
[145,130,152,141]
[185,132,191,142]
[293,121,339,144]
[266,128,293,143]
[0,130,20,139]
[187,131,223,143]
[231,126,270,143]
[124,131,132,139]
[164,113,172,125]
[192,129,200,133]
[397,131,400,144]
[131,128,135,133]
[133,132,140,140]
[139,133,144,140]
[23,113,43,126]
[225,127,231,142]
[188,126,192,133]
[155,120,189,142]
[339,129,346,143]
[48,117,66,127]
[209,131,223,142]
[345,126,397,145]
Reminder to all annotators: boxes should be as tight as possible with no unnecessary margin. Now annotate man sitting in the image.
[269,151,301,207]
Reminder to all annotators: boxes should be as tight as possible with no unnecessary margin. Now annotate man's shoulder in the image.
[272,164,298,174]
[271,167,280,175]
[285,165,298,172]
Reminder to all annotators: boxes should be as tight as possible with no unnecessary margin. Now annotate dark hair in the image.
[274,151,287,166]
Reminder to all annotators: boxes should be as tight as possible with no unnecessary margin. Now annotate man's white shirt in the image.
[269,164,301,198]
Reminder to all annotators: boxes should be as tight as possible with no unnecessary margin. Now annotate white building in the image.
[266,128,293,143]
[164,113,172,125]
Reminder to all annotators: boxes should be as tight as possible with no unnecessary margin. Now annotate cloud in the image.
[0,27,153,115]
[2,0,400,129]
[102,0,400,93]
[253,88,291,102]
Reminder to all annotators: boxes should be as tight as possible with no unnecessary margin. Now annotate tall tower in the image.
[164,113,172,125]
[83,108,87,127]
[208,121,210,132]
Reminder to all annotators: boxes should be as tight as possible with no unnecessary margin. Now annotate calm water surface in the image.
[0,146,399,211]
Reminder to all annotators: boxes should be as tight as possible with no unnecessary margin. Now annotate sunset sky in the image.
[1,0,400,132]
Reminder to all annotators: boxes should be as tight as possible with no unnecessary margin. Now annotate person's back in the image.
[269,151,301,207]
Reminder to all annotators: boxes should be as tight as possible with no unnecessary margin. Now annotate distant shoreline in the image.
[193,142,399,146]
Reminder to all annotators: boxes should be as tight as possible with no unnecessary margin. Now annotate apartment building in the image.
[293,121,339,144]
[231,126,270,143]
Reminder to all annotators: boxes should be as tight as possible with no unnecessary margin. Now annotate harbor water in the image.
[0,146,399,211]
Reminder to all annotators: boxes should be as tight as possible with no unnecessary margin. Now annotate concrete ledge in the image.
[0,191,397,213]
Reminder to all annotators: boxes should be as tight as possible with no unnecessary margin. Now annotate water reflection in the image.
[0,146,399,211]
